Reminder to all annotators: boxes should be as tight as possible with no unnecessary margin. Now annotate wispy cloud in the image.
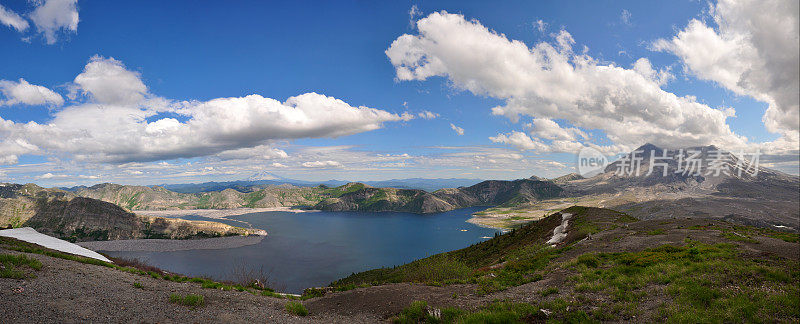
[450,123,464,136]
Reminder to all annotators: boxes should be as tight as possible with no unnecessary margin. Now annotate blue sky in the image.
[0,0,797,186]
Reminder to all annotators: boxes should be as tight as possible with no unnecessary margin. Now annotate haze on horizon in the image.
[0,0,797,187]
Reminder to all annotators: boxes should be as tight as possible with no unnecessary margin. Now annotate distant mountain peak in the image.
[248,171,281,181]
[598,143,783,185]
[634,143,661,152]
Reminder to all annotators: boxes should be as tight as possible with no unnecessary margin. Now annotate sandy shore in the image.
[77,235,267,252]
[134,206,314,219]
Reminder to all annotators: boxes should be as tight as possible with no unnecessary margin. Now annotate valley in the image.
[2,206,797,322]
[16,144,794,233]
[1,144,798,322]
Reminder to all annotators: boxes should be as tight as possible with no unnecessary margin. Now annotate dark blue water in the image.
[104,207,497,293]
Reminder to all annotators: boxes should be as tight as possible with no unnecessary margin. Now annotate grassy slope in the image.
[330,206,799,323]
[332,207,634,292]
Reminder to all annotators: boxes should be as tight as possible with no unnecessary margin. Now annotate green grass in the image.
[133,282,143,289]
[362,189,390,208]
[689,223,799,243]
[0,253,42,279]
[125,192,143,210]
[332,206,635,294]
[301,287,327,299]
[571,205,636,237]
[720,231,759,243]
[169,293,205,308]
[394,300,544,324]
[323,183,366,198]
[285,301,308,316]
[381,208,798,322]
[393,300,466,324]
[393,239,798,323]
[1,237,114,268]
[567,241,799,322]
[243,190,268,208]
[539,286,558,297]
[332,226,561,294]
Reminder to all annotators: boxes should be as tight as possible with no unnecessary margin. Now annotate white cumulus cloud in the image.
[387,11,748,153]
[72,55,148,105]
[652,0,798,147]
[29,0,79,44]
[0,56,409,164]
[526,118,587,141]
[0,78,63,106]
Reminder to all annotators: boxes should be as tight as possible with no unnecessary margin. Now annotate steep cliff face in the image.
[24,197,145,241]
[0,184,260,241]
[0,184,75,229]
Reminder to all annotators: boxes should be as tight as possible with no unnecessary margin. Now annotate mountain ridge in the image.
[0,183,262,241]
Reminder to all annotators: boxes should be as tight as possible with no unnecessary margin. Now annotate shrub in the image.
[394,301,434,323]
[169,293,205,308]
[285,301,308,316]
[226,260,282,291]
[302,287,327,299]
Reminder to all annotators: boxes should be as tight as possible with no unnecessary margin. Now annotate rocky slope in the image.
[75,183,324,211]
[477,143,799,230]
[313,184,452,213]
[323,206,798,322]
[0,183,261,242]
[69,179,566,214]
[14,143,798,228]
[314,179,565,213]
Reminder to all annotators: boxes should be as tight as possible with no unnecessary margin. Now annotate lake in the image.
[103,207,498,293]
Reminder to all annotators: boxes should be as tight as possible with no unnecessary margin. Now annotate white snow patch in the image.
[0,227,112,263]
[546,213,573,246]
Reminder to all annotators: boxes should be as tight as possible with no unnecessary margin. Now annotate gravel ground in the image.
[77,235,266,252]
[0,247,377,323]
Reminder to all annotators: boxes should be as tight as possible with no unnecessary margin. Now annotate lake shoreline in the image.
[78,234,267,252]
[98,206,497,293]
[136,206,512,231]
[134,206,317,220]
